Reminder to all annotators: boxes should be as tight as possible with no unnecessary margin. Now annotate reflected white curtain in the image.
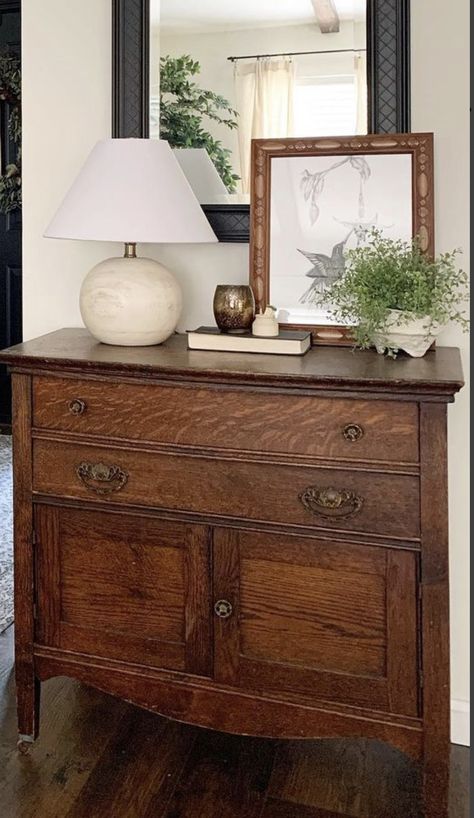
[234,57,295,193]
[355,52,368,134]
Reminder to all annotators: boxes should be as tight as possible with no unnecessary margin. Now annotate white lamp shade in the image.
[44,138,218,244]
[172,148,228,203]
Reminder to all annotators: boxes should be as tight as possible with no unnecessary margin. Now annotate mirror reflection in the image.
[150,1,367,204]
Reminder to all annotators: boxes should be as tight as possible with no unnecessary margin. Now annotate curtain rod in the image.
[228,48,366,62]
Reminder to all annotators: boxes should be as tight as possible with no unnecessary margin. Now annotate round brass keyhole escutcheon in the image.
[214,599,233,619]
[343,423,364,442]
[68,399,87,416]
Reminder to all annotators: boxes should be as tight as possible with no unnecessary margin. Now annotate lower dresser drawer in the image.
[33,440,420,540]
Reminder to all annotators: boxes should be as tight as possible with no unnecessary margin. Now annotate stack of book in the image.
[187,327,311,356]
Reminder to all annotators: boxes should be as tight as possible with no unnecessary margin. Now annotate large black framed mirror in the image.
[112,0,410,242]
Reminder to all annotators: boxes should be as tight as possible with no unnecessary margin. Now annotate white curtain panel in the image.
[234,58,296,194]
[355,52,368,134]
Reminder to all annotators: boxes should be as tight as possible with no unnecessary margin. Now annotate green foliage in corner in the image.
[160,54,240,193]
[320,231,469,349]
[0,51,21,215]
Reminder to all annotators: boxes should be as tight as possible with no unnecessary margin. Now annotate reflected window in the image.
[295,75,357,136]
[151,1,367,204]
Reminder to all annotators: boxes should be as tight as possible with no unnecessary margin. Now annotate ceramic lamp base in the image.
[79,255,182,346]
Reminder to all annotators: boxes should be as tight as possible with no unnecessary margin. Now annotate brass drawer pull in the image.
[76,461,129,495]
[299,487,363,519]
[68,399,87,416]
[343,423,364,442]
[214,599,233,619]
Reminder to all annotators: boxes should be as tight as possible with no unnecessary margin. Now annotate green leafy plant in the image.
[160,54,240,193]
[0,51,21,214]
[320,231,469,350]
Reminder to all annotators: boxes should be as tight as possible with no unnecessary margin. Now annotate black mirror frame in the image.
[112,0,411,243]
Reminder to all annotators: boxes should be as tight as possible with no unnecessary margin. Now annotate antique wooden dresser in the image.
[0,329,464,817]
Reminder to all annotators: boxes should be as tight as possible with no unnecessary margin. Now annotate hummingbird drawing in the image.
[298,229,353,305]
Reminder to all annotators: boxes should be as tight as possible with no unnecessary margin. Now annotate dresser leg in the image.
[16,672,40,751]
[419,404,451,818]
[12,372,40,751]
[422,743,450,817]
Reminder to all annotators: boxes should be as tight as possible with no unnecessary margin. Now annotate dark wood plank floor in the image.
[0,627,469,818]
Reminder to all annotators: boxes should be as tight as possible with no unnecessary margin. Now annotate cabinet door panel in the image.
[34,506,212,677]
[240,558,386,676]
[213,530,419,717]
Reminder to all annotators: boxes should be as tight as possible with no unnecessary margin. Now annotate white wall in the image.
[411,0,470,746]
[157,22,365,180]
[22,0,469,744]
[22,0,118,338]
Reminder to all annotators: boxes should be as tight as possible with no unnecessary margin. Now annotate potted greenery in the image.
[320,231,469,357]
[160,55,240,193]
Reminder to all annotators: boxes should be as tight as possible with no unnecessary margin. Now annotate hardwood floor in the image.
[0,627,469,818]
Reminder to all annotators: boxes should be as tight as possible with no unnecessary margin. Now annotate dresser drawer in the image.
[32,376,419,464]
[33,440,420,540]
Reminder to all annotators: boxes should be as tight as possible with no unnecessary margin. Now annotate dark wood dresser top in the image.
[0,328,464,400]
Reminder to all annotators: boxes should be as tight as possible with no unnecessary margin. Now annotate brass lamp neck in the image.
[123,242,137,259]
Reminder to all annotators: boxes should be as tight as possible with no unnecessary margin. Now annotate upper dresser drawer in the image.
[32,376,419,464]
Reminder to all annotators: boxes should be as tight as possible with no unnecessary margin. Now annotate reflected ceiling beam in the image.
[311,0,340,33]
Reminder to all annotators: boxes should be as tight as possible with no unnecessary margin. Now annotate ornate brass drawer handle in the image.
[299,487,363,519]
[68,399,87,416]
[76,461,129,495]
[214,600,233,619]
[343,423,364,442]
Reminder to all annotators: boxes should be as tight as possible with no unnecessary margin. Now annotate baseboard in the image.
[451,699,470,746]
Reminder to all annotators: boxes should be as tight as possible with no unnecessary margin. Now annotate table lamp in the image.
[44,138,218,346]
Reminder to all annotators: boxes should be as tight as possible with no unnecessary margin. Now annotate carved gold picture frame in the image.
[249,133,434,346]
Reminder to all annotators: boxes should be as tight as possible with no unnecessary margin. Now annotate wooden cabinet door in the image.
[34,506,212,677]
[213,529,420,717]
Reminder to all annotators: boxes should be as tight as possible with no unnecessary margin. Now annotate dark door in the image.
[0,0,21,426]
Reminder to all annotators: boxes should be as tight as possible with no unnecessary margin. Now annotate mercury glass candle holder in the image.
[213,285,255,333]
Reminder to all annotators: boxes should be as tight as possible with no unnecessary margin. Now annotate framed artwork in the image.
[249,133,434,345]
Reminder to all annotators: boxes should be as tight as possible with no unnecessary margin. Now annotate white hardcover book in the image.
[187,327,311,355]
